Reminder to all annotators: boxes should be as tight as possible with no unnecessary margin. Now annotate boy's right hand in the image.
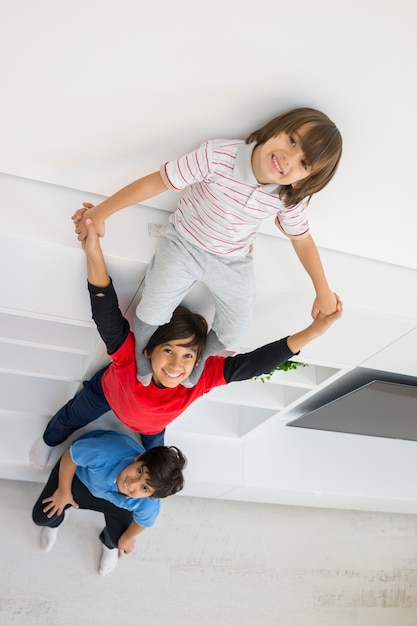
[42,488,79,518]
[72,202,105,241]
[283,295,343,355]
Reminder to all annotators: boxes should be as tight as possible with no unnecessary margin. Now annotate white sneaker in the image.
[40,527,59,552]
[29,437,53,470]
[99,544,118,576]
[39,509,69,552]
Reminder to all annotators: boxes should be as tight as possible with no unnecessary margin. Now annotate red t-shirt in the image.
[101,332,227,434]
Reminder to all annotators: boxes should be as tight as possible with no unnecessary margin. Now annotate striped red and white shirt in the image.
[160,139,310,257]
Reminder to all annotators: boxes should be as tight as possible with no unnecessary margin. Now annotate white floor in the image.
[1,479,417,626]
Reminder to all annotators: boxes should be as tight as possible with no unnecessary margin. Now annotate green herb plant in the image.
[253,360,308,383]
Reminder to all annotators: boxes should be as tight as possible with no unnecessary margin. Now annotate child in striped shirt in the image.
[72,107,342,386]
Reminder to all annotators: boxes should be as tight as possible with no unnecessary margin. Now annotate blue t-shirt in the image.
[70,430,160,527]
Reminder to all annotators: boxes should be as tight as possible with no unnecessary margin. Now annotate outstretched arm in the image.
[223,299,342,383]
[291,235,338,318]
[286,301,342,353]
[72,171,168,241]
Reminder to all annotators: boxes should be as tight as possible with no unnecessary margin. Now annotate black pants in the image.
[32,459,133,549]
[42,365,166,450]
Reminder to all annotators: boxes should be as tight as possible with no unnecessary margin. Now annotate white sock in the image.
[29,437,54,470]
[39,509,68,552]
[99,544,118,576]
[185,330,227,387]
[134,316,157,387]
[40,526,59,552]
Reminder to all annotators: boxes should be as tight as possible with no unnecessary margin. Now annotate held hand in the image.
[42,489,79,518]
[309,302,343,337]
[72,203,105,241]
[71,202,94,224]
[286,295,342,354]
[311,289,339,319]
[81,218,102,254]
[117,535,136,558]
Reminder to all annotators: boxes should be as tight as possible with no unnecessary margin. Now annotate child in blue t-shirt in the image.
[32,429,186,576]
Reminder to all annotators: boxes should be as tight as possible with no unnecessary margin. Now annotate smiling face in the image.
[146,336,198,388]
[251,125,313,187]
[116,457,154,499]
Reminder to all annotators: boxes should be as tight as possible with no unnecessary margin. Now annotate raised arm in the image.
[83,218,130,354]
[82,218,111,288]
[291,235,338,317]
[73,171,168,240]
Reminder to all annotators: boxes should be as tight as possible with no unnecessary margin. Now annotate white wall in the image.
[2,172,417,517]
[1,0,416,269]
[1,0,417,514]
[2,3,417,624]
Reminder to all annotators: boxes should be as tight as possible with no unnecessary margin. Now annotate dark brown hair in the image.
[144,305,208,364]
[246,107,342,207]
[140,445,187,498]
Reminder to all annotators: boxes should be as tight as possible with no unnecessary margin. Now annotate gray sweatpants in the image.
[136,222,254,351]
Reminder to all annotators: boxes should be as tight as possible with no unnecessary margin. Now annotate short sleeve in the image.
[274,199,310,239]
[160,140,214,190]
[70,438,106,469]
[132,499,160,527]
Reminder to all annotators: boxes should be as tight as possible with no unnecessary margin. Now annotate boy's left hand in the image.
[311,289,339,318]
